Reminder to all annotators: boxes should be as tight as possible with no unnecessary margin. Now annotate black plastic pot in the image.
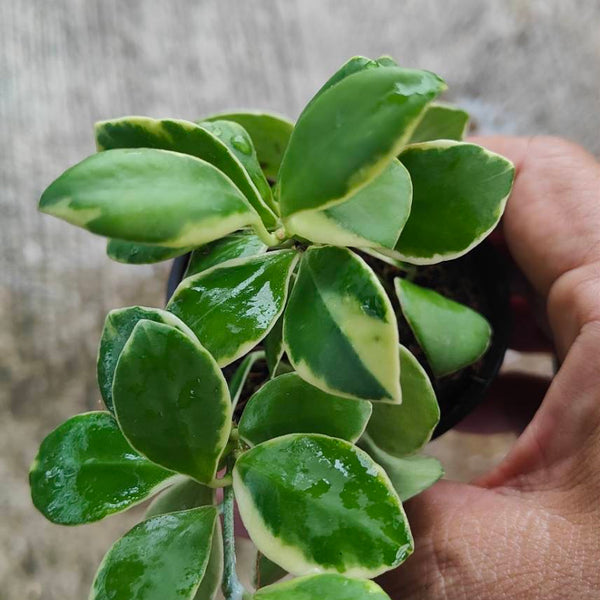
[166,240,510,438]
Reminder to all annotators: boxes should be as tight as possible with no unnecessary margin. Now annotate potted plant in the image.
[30,55,514,600]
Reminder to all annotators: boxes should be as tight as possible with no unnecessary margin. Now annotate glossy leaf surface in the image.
[395,141,514,263]
[30,412,176,525]
[279,66,445,218]
[146,479,215,518]
[254,573,392,600]
[184,231,267,278]
[113,320,231,482]
[408,102,469,143]
[106,238,193,264]
[97,306,196,414]
[90,507,217,600]
[199,119,276,217]
[168,250,298,366]
[362,436,444,501]
[203,111,294,180]
[396,278,492,376]
[367,345,440,456]
[39,148,265,248]
[145,481,222,600]
[284,159,412,249]
[234,434,412,578]
[96,116,276,227]
[239,373,372,445]
[284,246,400,402]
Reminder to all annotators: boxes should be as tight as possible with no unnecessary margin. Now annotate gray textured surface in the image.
[1,1,599,598]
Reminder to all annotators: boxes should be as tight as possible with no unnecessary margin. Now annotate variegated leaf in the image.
[106,238,193,264]
[39,148,274,248]
[408,102,470,143]
[279,65,445,219]
[112,320,231,483]
[283,246,400,402]
[234,434,412,578]
[95,116,277,227]
[29,412,177,525]
[168,250,299,366]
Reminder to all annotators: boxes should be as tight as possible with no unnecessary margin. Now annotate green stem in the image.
[221,457,249,600]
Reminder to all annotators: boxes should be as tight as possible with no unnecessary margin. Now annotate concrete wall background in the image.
[1,1,599,598]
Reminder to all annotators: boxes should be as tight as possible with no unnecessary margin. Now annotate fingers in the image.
[469,136,600,300]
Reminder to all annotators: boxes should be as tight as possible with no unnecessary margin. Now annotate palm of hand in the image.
[381,137,600,599]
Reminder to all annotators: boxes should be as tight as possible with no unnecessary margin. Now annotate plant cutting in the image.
[30,55,515,600]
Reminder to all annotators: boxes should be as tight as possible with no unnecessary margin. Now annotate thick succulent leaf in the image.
[234,434,412,578]
[394,141,515,263]
[361,436,444,501]
[263,314,284,378]
[199,119,277,217]
[95,116,276,227]
[229,351,264,410]
[39,148,272,248]
[112,320,232,483]
[203,111,294,181]
[396,278,492,377]
[284,158,412,249]
[106,238,193,264]
[239,373,372,445]
[97,306,196,414]
[145,482,222,600]
[283,246,400,402]
[367,345,440,457]
[146,478,215,518]
[376,55,399,67]
[29,412,176,525]
[254,573,392,600]
[278,66,445,218]
[90,506,217,600]
[168,250,299,366]
[408,102,470,143]
[184,231,267,278]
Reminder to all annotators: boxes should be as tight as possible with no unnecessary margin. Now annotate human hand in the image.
[379,136,600,599]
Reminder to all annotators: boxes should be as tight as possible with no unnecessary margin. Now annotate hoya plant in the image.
[30,56,514,600]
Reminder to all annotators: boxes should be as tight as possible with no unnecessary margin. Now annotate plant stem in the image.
[221,458,249,600]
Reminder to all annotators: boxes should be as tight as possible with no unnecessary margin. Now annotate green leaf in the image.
[145,480,222,600]
[199,119,277,217]
[239,373,372,446]
[29,412,176,525]
[284,158,412,249]
[168,250,299,366]
[283,246,400,402]
[229,351,265,410]
[39,148,272,248]
[255,552,288,588]
[90,506,218,600]
[203,111,294,181]
[278,66,445,218]
[106,239,193,264]
[234,434,412,578]
[367,345,440,456]
[394,141,514,263]
[146,478,215,518]
[263,314,284,378]
[395,278,492,376]
[97,306,196,414]
[361,436,444,502]
[95,116,277,227]
[184,231,267,278]
[254,573,392,600]
[112,320,232,483]
[408,102,470,143]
